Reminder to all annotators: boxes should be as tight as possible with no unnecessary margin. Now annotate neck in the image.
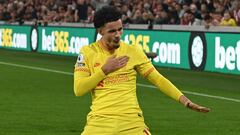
[100,39,116,54]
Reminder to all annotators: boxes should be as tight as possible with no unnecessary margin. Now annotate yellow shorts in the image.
[81,114,151,135]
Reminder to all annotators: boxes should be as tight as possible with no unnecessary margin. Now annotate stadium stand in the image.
[0,0,239,27]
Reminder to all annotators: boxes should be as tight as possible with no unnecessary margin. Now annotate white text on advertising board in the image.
[0,28,27,48]
[215,37,240,71]
[42,29,89,54]
[152,41,180,64]
[124,34,150,52]
[124,34,180,65]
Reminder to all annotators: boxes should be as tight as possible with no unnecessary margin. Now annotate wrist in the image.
[179,95,192,107]
[101,66,109,75]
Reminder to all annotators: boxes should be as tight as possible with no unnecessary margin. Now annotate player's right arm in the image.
[74,51,129,96]
[74,51,106,96]
[74,69,106,96]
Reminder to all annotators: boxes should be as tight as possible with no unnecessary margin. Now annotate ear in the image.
[98,28,104,35]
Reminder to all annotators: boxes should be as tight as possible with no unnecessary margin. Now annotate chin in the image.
[112,43,119,49]
[112,42,120,49]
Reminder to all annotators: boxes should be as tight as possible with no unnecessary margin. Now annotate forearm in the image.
[146,69,183,101]
[74,69,106,96]
[144,68,210,113]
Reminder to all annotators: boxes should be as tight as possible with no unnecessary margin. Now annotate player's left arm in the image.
[136,62,182,102]
[135,47,210,113]
[137,63,210,113]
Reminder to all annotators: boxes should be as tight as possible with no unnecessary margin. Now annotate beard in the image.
[113,44,120,49]
[113,39,120,48]
[104,37,121,50]
[110,38,120,49]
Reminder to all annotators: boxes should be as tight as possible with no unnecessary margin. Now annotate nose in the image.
[115,30,122,38]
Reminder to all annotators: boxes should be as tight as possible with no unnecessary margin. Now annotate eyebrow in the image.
[107,27,123,33]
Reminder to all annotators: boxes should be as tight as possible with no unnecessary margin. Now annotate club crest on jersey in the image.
[76,54,85,67]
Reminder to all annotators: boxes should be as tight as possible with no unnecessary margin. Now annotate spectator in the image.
[56,5,67,22]
[202,14,213,29]
[168,2,180,24]
[213,0,225,13]
[190,3,202,20]
[204,0,214,13]
[75,0,88,22]
[200,3,208,19]
[23,4,38,21]
[192,0,201,10]
[154,10,169,24]
[152,3,165,16]
[175,3,185,19]
[86,5,94,23]
[64,5,75,22]
[91,0,111,11]
[220,10,237,26]
[132,9,145,24]
[0,0,240,27]
[187,10,202,25]
[180,11,189,25]
[0,3,11,21]
[233,1,240,26]
[121,4,132,18]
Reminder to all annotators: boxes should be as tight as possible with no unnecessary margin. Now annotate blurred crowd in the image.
[0,0,240,27]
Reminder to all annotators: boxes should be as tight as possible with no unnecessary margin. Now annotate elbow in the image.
[74,83,85,97]
[74,78,86,96]
[74,90,80,97]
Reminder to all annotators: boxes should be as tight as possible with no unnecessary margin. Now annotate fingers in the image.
[117,56,129,67]
[187,102,210,113]
[196,106,211,113]
[200,108,210,113]
[102,55,129,74]
[117,56,129,62]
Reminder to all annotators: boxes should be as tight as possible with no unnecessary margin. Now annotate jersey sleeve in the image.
[74,47,106,96]
[134,46,155,77]
[134,46,183,101]
[146,69,183,101]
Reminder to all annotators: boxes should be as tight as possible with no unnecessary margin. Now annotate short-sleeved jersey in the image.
[74,40,154,118]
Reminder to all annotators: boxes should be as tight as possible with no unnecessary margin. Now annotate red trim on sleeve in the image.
[74,68,90,73]
[143,67,154,77]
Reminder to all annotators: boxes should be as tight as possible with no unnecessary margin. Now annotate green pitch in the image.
[0,49,239,135]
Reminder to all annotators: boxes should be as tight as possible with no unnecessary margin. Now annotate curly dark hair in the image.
[93,6,122,28]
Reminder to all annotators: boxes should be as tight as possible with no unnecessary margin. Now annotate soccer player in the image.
[74,6,210,135]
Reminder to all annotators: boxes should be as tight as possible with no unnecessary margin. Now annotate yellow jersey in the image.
[220,18,237,26]
[74,40,183,119]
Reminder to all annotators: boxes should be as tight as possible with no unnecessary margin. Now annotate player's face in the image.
[100,19,123,50]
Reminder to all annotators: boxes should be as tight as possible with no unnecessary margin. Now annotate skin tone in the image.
[99,19,210,113]
[99,19,129,75]
[99,19,123,52]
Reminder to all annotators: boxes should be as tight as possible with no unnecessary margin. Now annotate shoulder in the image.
[80,42,99,56]
[230,19,236,23]
[121,41,141,53]
[120,41,147,60]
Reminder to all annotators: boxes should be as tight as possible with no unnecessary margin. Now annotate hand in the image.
[101,55,129,75]
[185,102,210,113]
[179,95,210,113]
